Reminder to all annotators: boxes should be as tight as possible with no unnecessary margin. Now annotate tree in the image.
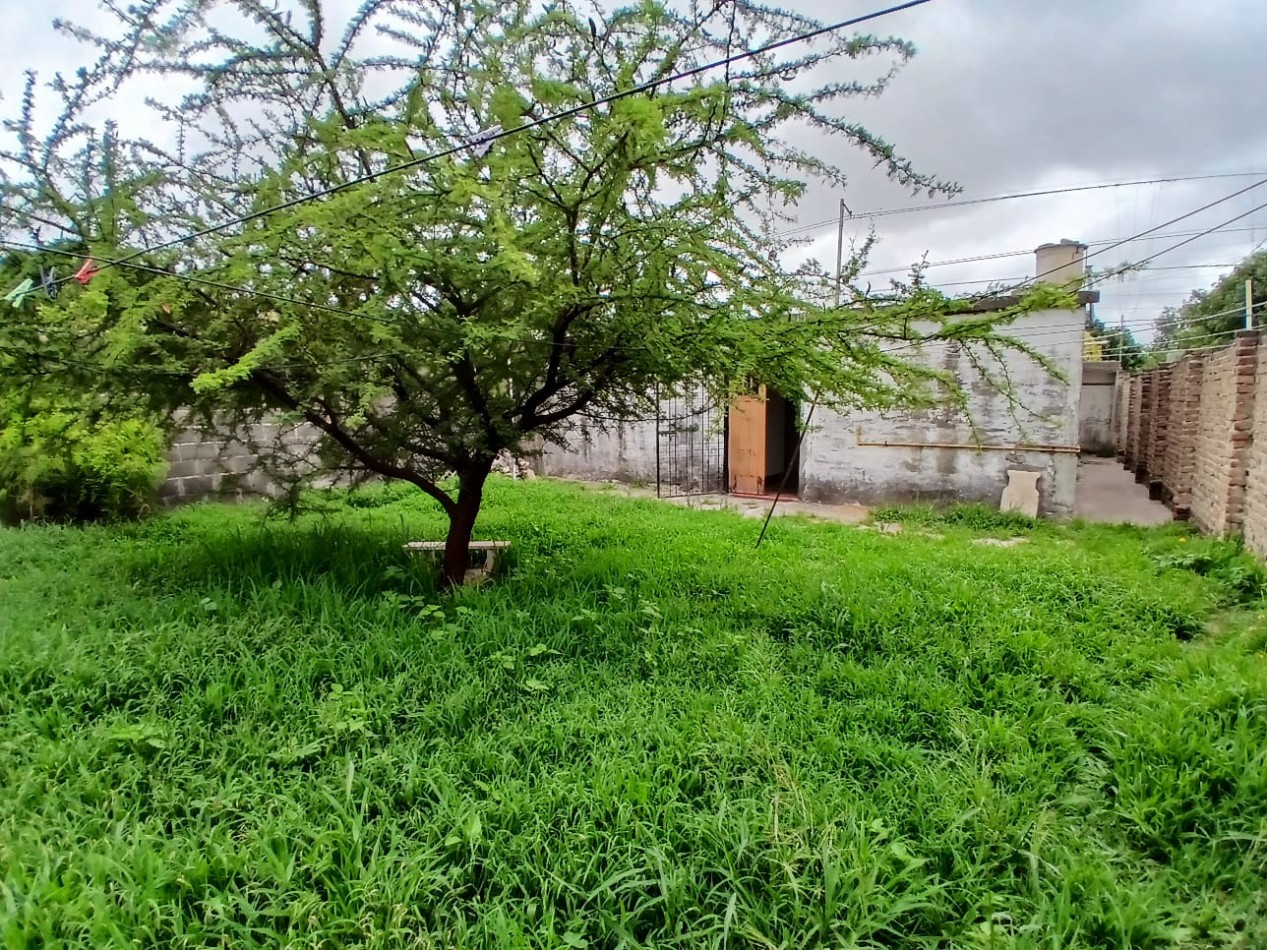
[1,0,1068,586]
[1085,314,1146,369]
[1153,248,1267,353]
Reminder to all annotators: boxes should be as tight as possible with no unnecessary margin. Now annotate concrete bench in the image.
[403,540,511,584]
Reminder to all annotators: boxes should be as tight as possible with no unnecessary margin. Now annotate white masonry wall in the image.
[1078,360,1119,455]
[800,306,1085,517]
[540,414,660,485]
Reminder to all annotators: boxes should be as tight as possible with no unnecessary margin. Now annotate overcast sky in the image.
[3,0,1265,342]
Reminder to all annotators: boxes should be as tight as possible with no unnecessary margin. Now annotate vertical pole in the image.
[654,381,662,498]
[834,198,845,308]
[1247,278,1255,329]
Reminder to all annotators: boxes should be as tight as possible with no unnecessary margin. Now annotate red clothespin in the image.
[75,258,100,284]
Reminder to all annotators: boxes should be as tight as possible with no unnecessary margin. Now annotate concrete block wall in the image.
[1112,373,1131,460]
[1160,354,1204,517]
[162,415,322,505]
[540,414,660,485]
[540,386,725,494]
[1185,332,1259,537]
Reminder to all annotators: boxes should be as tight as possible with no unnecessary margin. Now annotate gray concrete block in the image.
[216,454,255,476]
[179,474,220,498]
[167,459,204,479]
[250,424,281,445]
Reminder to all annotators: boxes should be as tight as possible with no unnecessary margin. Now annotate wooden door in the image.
[728,388,768,495]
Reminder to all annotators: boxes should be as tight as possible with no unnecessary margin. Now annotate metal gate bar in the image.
[654,385,728,498]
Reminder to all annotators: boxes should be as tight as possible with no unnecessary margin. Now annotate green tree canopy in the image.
[1,0,1068,584]
[1153,248,1267,353]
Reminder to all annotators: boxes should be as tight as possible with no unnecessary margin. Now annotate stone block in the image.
[1000,469,1041,517]
[179,474,220,498]
[167,459,204,479]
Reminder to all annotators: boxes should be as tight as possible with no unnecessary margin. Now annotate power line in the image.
[871,203,1267,353]
[1001,178,1267,298]
[777,172,1267,238]
[1087,199,1267,283]
[56,0,937,287]
[851,227,1263,279]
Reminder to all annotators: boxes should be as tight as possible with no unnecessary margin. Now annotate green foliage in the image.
[870,501,1041,534]
[1,1,1072,549]
[1,2,1084,587]
[1149,533,1266,604]
[1153,248,1267,353]
[1087,313,1148,369]
[1,480,1266,944]
[0,397,167,522]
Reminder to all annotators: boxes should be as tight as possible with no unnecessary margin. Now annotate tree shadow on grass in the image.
[124,520,442,601]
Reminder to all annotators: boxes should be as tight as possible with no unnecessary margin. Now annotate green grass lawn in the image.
[2,480,1266,948]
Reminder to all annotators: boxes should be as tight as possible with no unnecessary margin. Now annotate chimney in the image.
[1034,239,1087,290]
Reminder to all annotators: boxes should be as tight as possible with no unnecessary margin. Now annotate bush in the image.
[0,405,168,523]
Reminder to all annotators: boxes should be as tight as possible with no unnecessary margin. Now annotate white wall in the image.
[1079,361,1118,455]
[800,307,1085,517]
[540,415,660,484]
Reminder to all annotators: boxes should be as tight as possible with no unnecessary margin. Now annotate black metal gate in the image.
[654,386,728,497]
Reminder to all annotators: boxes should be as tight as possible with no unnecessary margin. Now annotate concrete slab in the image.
[1074,457,1173,526]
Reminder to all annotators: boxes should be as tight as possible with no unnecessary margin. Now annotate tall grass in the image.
[1,479,1265,947]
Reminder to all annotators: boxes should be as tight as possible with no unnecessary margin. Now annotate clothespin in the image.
[40,267,60,300]
[75,258,100,284]
[468,125,502,159]
[4,278,34,308]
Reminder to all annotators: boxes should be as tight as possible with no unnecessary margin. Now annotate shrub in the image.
[0,403,168,523]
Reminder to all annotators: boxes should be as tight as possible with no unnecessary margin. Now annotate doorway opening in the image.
[728,386,801,498]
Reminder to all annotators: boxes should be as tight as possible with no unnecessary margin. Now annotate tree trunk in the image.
[441,464,491,589]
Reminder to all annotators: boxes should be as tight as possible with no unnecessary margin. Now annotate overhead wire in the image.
[851,226,1264,279]
[980,178,1267,301]
[775,172,1267,239]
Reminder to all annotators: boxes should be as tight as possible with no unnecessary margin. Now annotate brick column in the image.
[1125,374,1143,471]
[1191,331,1260,536]
[1144,367,1172,496]
[1134,371,1155,483]
[1243,341,1267,558]
[1161,354,1205,519]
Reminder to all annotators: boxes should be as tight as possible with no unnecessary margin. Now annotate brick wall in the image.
[1243,343,1267,558]
[1143,367,1171,495]
[1189,333,1259,536]
[1160,354,1204,517]
[1133,371,1154,482]
[1125,374,1143,470]
[1115,330,1264,543]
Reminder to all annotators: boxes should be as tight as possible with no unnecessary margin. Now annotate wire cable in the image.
[777,172,1267,238]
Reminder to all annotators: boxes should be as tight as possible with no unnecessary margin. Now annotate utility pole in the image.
[1247,277,1255,329]
[834,198,845,308]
